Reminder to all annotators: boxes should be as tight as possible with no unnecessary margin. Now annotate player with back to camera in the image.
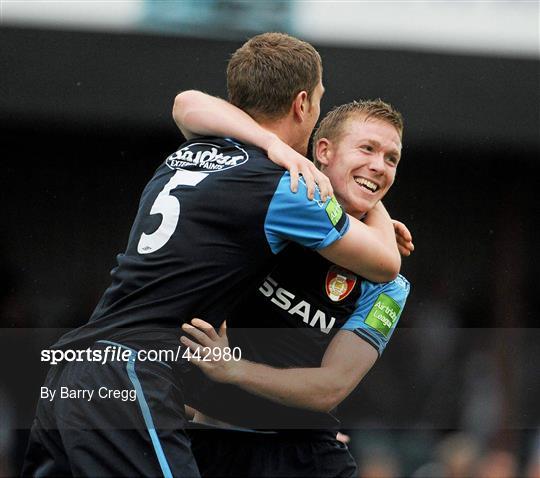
[23,33,402,478]
[175,94,413,477]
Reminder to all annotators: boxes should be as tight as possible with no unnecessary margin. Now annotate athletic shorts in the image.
[189,426,357,478]
[22,341,200,477]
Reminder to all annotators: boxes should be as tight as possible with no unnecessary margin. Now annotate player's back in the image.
[55,138,294,350]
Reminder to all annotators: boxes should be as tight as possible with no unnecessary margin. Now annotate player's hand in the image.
[266,137,333,202]
[393,220,414,257]
[180,319,239,384]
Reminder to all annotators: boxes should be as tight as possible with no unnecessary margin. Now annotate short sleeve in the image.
[264,173,349,254]
[342,275,410,357]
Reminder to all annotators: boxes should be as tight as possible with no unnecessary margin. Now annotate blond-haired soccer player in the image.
[177,97,412,477]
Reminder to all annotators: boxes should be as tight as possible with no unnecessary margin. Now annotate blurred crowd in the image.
[352,430,540,478]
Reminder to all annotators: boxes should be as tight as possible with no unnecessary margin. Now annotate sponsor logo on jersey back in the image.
[166,142,249,173]
[325,265,357,302]
[364,293,401,337]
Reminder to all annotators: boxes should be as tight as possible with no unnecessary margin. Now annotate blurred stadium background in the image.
[1,1,539,476]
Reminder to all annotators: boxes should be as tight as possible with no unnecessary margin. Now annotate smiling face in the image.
[316,115,402,217]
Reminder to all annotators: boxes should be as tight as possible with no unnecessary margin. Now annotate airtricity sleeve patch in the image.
[325,196,343,226]
[364,293,401,337]
[342,274,410,357]
[264,172,349,254]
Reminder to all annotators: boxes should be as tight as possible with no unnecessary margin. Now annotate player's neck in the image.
[259,118,307,156]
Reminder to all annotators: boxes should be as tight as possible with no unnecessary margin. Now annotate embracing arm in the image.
[173,90,276,146]
[181,321,377,413]
[172,90,331,199]
[319,201,401,282]
[173,91,406,279]
[225,331,377,413]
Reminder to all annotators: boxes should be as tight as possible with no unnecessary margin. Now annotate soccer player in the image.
[177,97,411,477]
[23,33,401,477]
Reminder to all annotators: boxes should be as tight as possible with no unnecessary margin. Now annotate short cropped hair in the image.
[313,99,404,168]
[227,32,322,121]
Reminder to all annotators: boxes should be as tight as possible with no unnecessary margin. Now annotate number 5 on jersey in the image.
[137,169,208,254]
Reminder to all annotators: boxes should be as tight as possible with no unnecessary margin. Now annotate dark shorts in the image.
[189,426,357,478]
[22,341,200,477]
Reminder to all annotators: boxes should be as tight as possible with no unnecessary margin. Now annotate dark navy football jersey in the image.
[193,243,410,429]
[54,138,349,349]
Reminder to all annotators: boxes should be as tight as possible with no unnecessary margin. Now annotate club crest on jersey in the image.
[325,266,357,302]
[166,142,249,173]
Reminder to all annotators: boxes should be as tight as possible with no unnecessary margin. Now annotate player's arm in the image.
[173,90,276,144]
[174,91,404,279]
[320,201,401,282]
[266,173,400,282]
[242,331,377,413]
[181,320,374,413]
[172,90,332,200]
[181,277,409,412]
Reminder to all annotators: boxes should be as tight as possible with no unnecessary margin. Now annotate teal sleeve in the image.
[264,173,349,254]
[342,275,410,356]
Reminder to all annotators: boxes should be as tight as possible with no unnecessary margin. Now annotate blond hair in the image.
[313,99,403,168]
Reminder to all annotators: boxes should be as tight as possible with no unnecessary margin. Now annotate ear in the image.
[292,90,309,122]
[315,138,333,167]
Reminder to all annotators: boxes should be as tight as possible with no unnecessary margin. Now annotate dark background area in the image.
[2,26,539,475]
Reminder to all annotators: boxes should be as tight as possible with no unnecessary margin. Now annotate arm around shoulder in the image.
[318,214,401,283]
[172,90,276,146]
